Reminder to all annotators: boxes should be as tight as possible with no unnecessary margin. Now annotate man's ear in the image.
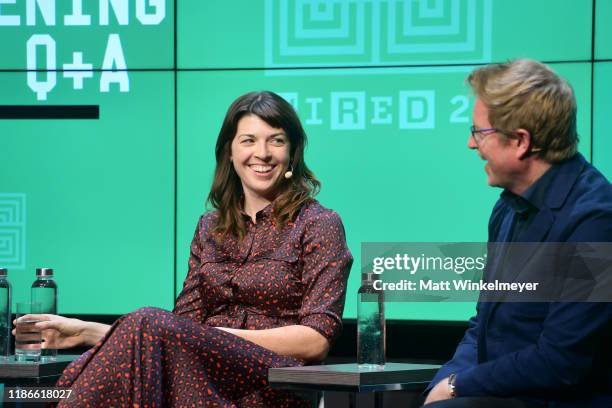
[514,128,532,159]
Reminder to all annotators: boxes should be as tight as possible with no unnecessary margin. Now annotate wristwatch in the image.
[448,373,457,398]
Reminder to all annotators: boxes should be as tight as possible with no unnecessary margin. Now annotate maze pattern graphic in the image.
[0,193,26,270]
[266,0,492,68]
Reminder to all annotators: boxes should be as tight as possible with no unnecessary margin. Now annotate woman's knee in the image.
[131,306,166,318]
[122,307,170,333]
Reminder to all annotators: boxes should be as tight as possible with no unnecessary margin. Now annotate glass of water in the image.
[15,302,43,362]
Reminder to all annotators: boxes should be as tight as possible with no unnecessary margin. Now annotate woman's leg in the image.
[56,307,307,407]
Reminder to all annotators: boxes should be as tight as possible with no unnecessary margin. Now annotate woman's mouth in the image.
[249,164,275,175]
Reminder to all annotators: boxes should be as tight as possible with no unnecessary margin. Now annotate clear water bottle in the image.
[0,268,11,360]
[357,272,385,369]
[31,267,57,361]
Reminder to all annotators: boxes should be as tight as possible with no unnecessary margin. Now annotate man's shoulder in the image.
[555,158,612,241]
[570,160,612,209]
[574,159,612,198]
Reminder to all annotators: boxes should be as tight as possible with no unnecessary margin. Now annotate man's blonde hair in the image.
[468,59,578,163]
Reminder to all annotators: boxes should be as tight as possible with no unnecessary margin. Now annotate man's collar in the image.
[500,166,557,214]
[500,190,533,215]
[520,163,560,210]
[500,153,586,212]
[544,153,586,209]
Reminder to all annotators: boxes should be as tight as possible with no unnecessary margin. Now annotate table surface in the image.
[269,362,440,393]
[0,354,79,380]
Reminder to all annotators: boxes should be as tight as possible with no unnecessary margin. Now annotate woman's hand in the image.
[12,314,110,349]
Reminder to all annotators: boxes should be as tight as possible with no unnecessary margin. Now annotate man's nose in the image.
[468,134,478,150]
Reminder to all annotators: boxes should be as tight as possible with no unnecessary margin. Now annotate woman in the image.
[20,91,353,407]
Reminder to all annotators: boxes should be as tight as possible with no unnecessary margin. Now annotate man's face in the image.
[469,99,520,190]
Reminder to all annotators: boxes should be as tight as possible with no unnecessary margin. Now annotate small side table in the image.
[0,355,79,407]
[269,362,440,408]
[0,354,79,385]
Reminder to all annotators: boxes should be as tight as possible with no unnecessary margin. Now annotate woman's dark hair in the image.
[207,91,320,240]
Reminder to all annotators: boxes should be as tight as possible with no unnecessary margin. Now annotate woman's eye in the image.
[271,138,285,145]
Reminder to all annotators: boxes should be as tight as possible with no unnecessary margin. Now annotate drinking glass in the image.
[15,302,42,362]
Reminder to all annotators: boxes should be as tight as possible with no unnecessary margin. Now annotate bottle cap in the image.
[36,268,54,277]
[361,272,375,282]
[0,268,7,276]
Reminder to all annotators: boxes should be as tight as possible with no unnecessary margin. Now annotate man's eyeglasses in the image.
[470,125,500,145]
[470,125,543,153]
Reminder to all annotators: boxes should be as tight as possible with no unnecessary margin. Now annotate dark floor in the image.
[323,389,426,408]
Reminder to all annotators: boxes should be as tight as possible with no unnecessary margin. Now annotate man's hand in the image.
[424,377,452,405]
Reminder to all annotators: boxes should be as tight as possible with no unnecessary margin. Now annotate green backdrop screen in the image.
[0,0,609,320]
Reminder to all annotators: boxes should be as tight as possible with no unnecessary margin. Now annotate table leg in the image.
[374,391,384,408]
[346,391,384,408]
[348,392,356,408]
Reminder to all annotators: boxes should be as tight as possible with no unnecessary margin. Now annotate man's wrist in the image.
[448,373,457,398]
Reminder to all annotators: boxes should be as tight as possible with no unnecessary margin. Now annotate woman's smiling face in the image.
[230,114,291,203]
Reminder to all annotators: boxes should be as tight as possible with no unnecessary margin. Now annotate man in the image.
[424,60,612,407]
